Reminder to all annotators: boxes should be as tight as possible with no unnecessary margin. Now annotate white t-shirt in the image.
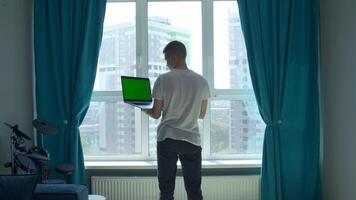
[152,68,210,146]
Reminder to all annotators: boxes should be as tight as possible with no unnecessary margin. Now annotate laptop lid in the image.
[121,76,152,103]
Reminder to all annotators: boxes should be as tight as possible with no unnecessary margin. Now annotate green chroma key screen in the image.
[121,76,152,101]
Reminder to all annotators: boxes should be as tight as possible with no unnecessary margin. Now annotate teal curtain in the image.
[237,0,321,199]
[34,0,106,184]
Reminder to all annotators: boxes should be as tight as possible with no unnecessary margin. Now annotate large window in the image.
[80,0,265,161]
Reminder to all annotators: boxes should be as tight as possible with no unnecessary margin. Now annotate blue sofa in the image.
[32,184,88,200]
[0,174,38,200]
[0,174,88,200]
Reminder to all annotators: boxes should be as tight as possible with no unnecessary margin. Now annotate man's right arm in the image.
[199,99,208,119]
[143,99,163,119]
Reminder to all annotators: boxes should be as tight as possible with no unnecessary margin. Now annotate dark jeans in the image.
[157,138,203,200]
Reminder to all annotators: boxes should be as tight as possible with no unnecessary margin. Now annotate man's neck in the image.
[173,62,188,70]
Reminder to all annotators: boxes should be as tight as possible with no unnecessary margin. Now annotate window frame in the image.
[84,0,263,162]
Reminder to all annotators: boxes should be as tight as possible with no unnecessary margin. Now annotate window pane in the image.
[210,100,265,157]
[148,1,202,156]
[80,99,141,157]
[148,1,202,76]
[94,2,136,91]
[149,118,160,156]
[81,2,140,158]
[214,1,252,89]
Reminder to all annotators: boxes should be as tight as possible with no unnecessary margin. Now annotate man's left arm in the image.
[143,99,163,119]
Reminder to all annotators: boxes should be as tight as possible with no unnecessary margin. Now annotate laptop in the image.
[121,76,153,109]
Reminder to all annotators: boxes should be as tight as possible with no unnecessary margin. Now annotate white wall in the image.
[0,0,33,174]
[320,0,356,199]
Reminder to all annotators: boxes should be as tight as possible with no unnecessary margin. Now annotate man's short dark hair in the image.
[163,40,187,59]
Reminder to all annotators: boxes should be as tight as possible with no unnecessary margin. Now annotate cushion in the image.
[0,174,39,200]
[33,184,88,200]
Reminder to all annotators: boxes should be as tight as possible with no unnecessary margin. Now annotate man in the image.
[143,41,210,200]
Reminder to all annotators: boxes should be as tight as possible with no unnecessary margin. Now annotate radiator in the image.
[91,176,260,200]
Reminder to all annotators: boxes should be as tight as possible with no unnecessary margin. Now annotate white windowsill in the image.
[85,160,261,170]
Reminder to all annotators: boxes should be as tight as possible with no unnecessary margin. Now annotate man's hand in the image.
[142,99,163,119]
